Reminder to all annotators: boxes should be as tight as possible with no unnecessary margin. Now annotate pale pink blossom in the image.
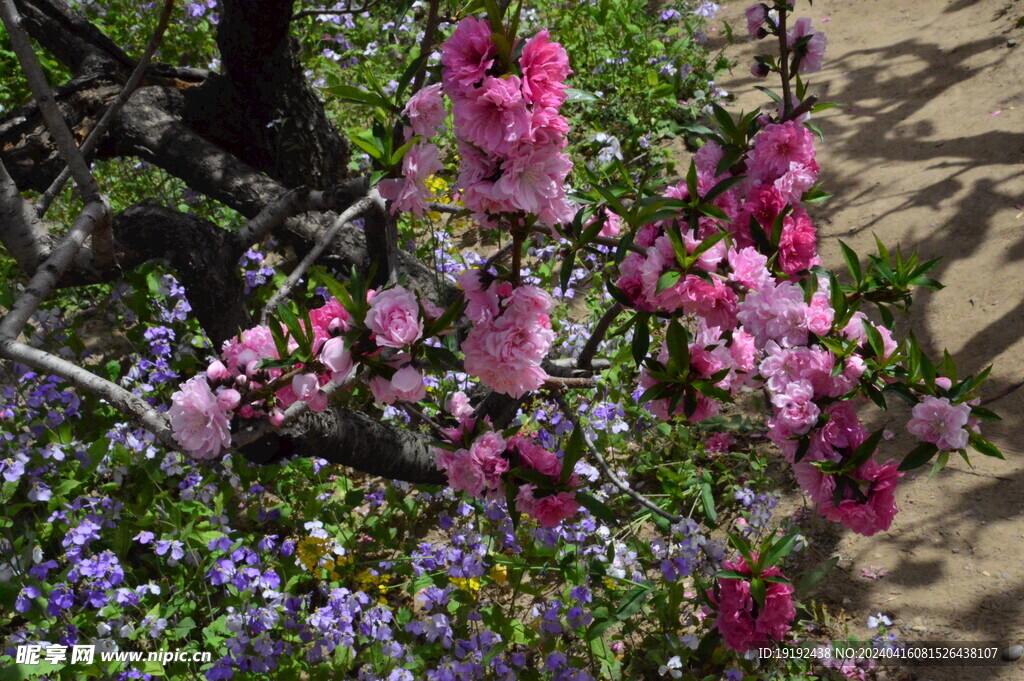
[907,396,970,451]
[319,336,354,383]
[491,143,573,222]
[378,143,444,217]
[169,376,233,459]
[771,379,820,435]
[364,286,424,349]
[403,83,446,139]
[390,365,427,402]
[727,247,771,291]
[787,17,827,74]
[291,373,327,412]
[453,76,532,155]
[745,4,767,39]
[220,326,278,375]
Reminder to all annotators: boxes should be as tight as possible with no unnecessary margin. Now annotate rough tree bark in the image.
[0,0,459,483]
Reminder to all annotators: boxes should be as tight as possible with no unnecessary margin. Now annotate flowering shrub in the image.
[0,1,1006,680]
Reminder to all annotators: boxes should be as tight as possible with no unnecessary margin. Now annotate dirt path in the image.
[707,1,1024,677]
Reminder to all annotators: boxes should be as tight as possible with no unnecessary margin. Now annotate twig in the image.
[552,392,682,523]
[0,0,101,204]
[0,157,48,272]
[0,201,109,340]
[483,240,515,270]
[293,0,382,19]
[426,201,466,214]
[36,0,176,219]
[231,381,343,450]
[543,376,598,389]
[260,195,376,324]
[410,0,441,94]
[0,337,175,449]
[233,178,370,249]
[510,225,524,286]
[531,224,646,255]
[781,93,819,123]
[577,302,623,370]
[402,403,447,440]
[775,2,792,120]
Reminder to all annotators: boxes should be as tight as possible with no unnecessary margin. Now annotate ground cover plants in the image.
[0,1,1006,680]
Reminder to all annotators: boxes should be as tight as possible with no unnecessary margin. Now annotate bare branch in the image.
[0,157,49,273]
[0,337,175,449]
[293,0,383,19]
[260,195,377,324]
[36,0,177,218]
[0,0,101,203]
[0,200,109,340]
[553,392,682,523]
[410,0,441,93]
[577,302,623,370]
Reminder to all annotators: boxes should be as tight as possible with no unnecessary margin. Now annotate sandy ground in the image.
[704,1,1024,678]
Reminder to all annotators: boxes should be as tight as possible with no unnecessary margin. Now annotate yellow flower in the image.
[488,564,508,586]
[450,577,481,596]
[603,577,619,591]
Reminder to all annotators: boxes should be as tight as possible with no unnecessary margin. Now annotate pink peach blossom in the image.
[403,83,446,139]
[364,286,424,349]
[712,556,795,652]
[907,396,970,451]
[169,376,233,459]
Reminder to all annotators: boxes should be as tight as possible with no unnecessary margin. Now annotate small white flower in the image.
[658,655,683,678]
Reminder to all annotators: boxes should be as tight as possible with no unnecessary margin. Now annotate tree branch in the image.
[260,195,376,324]
[577,303,623,370]
[0,157,49,273]
[0,200,109,340]
[1,0,101,203]
[0,337,175,449]
[35,0,177,218]
[553,392,682,523]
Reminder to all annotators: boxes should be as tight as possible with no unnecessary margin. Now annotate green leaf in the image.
[565,88,602,103]
[702,176,745,203]
[749,577,767,610]
[614,585,651,620]
[631,313,650,365]
[847,429,885,471]
[898,442,939,471]
[762,533,800,569]
[654,270,681,296]
[700,482,717,524]
[560,426,585,486]
[796,555,839,596]
[727,531,753,562]
[968,432,1004,459]
[838,240,862,285]
[575,491,618,525]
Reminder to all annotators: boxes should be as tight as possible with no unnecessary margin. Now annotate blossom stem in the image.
[577,303,624,370]
[552,392,683,523]
[775,2,792,120]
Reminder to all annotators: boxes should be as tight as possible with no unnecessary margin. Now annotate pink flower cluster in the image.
[610,112,924,535]
[459,269,555,398]
[711,556,795,652]
[435,431,580,527]
[442,18,574,226]
[168,297,355,458]
[906,380,974,451]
